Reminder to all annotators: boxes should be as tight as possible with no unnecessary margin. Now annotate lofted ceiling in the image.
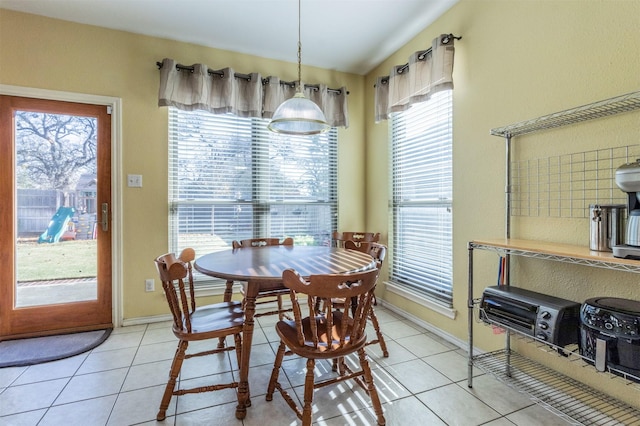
[0,0,458,75]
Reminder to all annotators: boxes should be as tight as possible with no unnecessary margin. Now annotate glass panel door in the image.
[0,95,112,339]
[15,110,98,307]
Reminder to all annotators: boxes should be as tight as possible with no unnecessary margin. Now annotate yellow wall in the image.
[365,0,640,407]
[0,9,366,319]
[2,0,640,407]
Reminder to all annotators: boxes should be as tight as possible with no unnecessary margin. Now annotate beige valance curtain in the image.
[158,58,349,128]
[374,34,456,123]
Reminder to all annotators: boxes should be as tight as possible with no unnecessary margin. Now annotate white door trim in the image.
[1,84,124,328]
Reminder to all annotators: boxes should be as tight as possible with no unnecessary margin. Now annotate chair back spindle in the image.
[332,231,380,248]
[232,237,293,249]
[282,268,378,356]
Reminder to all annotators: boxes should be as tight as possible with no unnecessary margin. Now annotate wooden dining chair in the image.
[332,231,380,248]
[266,267,386,426]
[154,248,244,421]
[342,240,389,357]
[225,237,294,320]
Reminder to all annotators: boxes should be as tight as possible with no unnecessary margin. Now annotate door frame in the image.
[1,84,123,329]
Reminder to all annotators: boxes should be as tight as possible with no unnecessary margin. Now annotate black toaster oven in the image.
[480,285,581,347]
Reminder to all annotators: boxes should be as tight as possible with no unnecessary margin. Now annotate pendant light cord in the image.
[297,0,302,93]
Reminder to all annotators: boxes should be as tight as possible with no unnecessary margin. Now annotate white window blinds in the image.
[168,108,338,259]
[390,90,453,307]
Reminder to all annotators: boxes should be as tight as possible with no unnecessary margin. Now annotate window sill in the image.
[383,280,457,320]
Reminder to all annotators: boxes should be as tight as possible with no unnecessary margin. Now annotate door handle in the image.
[101,202,109,232]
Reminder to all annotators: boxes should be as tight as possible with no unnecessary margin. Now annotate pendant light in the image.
[268,0,330,135]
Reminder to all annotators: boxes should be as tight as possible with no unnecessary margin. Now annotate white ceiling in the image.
[0,0,458,75]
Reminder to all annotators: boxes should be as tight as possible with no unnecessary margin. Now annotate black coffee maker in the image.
[612,159,640,259]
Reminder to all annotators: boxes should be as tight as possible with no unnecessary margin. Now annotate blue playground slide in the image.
[38,207,75,243]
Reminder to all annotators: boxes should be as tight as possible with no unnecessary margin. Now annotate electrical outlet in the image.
[127,174,143,188]
[145,278,155,292]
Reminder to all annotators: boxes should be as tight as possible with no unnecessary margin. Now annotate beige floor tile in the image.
[54,368,127,405]
[92,331,144,352]
[320,408,380,426]
[0,366,27,388]
[242,390,300,426]
[506,404,573,425]
[377,396,446,426]
[120,359,173,392]
[367,339,418,367]
[140,326,176,345]
[292,380,370,421]
[247,342,277,368]
[260,324,281,344]
[75,347,137,375]
[248,362,287,398]
[12,355,85,386]
[173,401,244,425]
[361,364,412,403]
[39,395,117,426]
[395,332,452,358]
[423,350,472,382]
[0,378,68,416]
[379,319,423,340]
[370,306,404,323]
[0,408,46,426]
[417,382,502,426]
[132,339,177,365]
[461,374,534,415]
[244,326,270,345]
[178,350,235,380]
[484,418,518,426]
[274,354,309,388]
[107,384,176,425]
[382,358,452,394]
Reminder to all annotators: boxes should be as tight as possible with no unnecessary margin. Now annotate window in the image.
[390,90,453,307]
[168,108,337,267]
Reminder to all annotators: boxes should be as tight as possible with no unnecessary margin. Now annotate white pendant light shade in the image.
[268,0,330,135]
[268,92,330,135]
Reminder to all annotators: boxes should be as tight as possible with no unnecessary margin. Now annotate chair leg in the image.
[331,356,346,375]
[157,340,188,421]
[358,348,386,426]
[266,341,287,400]
[368,309,389,357]
[218,280,234,349]
[302,358,316,426]
[234,332,243,371]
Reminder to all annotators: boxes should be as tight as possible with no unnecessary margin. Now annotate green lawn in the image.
[16,239,97,282]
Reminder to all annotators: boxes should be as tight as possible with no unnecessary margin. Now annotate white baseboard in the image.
[121,314,173,327]
[379,300,468,351]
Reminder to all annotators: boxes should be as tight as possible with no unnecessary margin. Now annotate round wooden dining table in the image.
[194,245,376,419]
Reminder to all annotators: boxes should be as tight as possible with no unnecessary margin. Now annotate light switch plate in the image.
[127,174,143,187]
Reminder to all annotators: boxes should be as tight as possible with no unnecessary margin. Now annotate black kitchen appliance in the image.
[480,286,581,347]
[580,297,640,382]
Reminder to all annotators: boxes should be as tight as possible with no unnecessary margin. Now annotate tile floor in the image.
[0,306,573,426]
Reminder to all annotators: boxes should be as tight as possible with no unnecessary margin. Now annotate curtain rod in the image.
[156,61,347,95]
[377,33,461,86]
